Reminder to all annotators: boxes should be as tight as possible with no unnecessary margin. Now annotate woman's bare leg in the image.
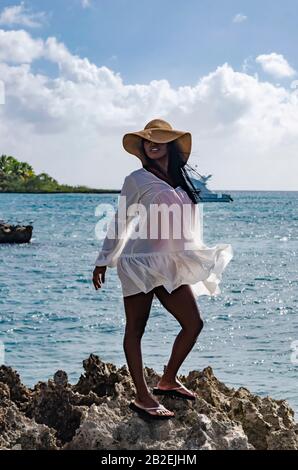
[153,284,204,392]
[123,289,174,415]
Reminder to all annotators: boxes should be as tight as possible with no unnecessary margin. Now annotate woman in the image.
[93,119,233,420]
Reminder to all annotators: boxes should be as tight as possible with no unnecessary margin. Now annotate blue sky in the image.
[0,0,297,189]
[11,0,298,86]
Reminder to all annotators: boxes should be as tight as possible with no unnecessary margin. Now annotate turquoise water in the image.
[0,192,297,414]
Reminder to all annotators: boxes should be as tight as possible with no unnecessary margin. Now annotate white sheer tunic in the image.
[94,167,233,298]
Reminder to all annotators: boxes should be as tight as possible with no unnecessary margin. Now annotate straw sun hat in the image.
[122,119,192,165]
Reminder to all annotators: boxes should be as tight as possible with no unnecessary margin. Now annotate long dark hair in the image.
[141,139,202,204]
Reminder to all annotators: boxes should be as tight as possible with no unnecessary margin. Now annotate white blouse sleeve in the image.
[94,174,139,268]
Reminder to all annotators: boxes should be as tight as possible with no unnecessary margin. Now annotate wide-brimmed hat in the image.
[122,119,192,165]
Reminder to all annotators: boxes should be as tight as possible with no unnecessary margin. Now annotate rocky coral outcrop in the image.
[0,354,297,450]
[0,382,57,450]
[0,223,33,243]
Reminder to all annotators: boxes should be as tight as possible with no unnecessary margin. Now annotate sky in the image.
[0,0,298,190]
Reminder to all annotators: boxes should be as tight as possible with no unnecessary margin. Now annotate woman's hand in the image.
[92,266,107,290]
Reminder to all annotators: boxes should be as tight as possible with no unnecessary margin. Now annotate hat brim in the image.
[122,128,191,164]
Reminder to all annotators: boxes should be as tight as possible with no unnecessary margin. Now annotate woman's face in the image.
[143,139,168,160]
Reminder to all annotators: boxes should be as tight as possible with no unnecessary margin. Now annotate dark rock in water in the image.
[0,354,297,450]
[0,223,33,243]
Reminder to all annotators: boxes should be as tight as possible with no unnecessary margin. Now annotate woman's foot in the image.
[156,376,197,399]
[134,394,174,417]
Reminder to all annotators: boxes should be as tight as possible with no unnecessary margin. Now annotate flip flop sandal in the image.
[152,384,196,401]
[129,401,175,421]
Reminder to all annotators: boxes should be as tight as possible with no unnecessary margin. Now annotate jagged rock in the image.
[0,365,31,409]
[0,384,57,450]
[73,353,131,398]
[0,223,33,243]
[65,401,252,450]
[0,354,297,450]
[26,380,82,444]
[0,382,10,403]
[26,370,106,444]
[179,367,298,450]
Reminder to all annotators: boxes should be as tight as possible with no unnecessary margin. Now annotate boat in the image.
[0,222,33,243]
[186,164,233,203]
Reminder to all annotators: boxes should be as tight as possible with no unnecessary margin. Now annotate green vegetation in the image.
[0,155,118,193]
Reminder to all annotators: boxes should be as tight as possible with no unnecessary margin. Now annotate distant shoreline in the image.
[1,157,297,193]
[0,155,123,194]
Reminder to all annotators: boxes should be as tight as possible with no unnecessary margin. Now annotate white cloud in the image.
[0,31,297,190]
[0,79,4,104]
[81,0,91,8]
[242,56,255,74]
[0,2,46,28]
[232,13,247,23]
[256,53,296,78]
[0,29,44,63]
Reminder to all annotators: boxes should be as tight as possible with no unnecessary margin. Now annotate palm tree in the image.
[0,155,13,174]
[18,162,34,179]
[0,155,34,178]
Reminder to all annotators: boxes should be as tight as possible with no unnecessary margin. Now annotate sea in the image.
[0,191,297,415]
